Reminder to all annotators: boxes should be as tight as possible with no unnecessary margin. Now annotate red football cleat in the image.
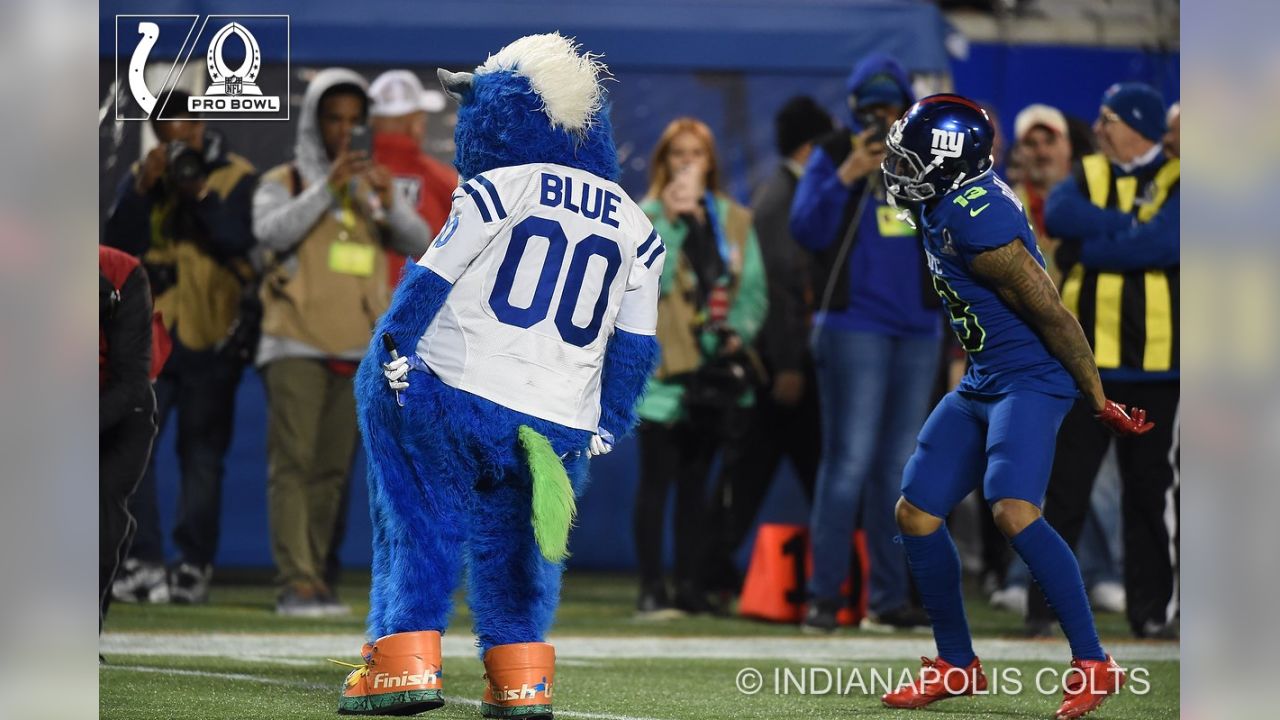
[882,656,988,709]
[1055,655,1126,719]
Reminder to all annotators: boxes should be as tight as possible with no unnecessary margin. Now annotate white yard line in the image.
[100,632,1179,663]
[102,664,330,691]
[102,664,666,720]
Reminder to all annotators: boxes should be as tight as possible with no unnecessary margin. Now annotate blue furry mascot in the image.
[337,34,663,719]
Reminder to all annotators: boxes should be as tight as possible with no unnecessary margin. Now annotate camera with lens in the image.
[166,140,207,189]
[856,109,889,144]
[684,326,767,411]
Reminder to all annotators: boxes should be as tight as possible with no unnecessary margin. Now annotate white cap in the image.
[369,70,446,117]
[1014,103,1068,141]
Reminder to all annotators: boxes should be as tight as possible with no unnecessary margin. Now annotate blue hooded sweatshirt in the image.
[789,53,939,338]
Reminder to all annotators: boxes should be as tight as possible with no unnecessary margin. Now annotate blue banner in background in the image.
[102,0,953,73]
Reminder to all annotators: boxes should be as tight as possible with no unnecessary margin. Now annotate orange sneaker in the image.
[480,642,555,719]
[337,630,445,715]
[1055,655,1125,719]
[882,656,988,709]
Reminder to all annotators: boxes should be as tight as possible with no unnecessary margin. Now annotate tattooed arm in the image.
[969,239,1106,413]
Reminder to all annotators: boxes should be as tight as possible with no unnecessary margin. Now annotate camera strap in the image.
[811,180,872,348]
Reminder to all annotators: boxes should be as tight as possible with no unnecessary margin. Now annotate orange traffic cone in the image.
[738,524,870,626]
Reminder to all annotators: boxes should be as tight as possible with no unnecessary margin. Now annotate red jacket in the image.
[373,133,458,287]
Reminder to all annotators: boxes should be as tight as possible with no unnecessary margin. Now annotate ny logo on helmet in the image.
[930,129,964,160]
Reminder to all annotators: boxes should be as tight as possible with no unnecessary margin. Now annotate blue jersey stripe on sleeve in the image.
[636,229,658,257]
[643,243,665,269]
[475,175,507,219]
[461,182,493,223]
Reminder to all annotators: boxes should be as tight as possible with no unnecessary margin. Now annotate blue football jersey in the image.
[919,172,1077,398]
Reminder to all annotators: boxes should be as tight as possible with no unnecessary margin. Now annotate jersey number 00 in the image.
[488,215,622,348]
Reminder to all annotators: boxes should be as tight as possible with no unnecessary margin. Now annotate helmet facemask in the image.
[882,118,941,203]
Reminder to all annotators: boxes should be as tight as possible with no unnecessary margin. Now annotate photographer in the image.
[789,54,941,632]
[103,91,258,606]
[633,118,767,618]
[252,69,429,617]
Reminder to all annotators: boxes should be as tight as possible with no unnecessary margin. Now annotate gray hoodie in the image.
[252,67,431,363]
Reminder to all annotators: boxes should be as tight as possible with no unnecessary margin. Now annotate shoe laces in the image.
[907,657,938,690]
[328,646,375,688]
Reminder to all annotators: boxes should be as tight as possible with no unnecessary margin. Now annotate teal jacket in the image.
[636,195,768,423]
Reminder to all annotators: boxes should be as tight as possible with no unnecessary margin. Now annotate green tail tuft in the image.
[518,425,578,563]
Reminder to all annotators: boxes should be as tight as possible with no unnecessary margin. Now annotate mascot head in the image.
[438,33,619,183]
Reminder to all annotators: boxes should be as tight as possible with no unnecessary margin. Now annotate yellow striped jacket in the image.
[1060,153,1179,373]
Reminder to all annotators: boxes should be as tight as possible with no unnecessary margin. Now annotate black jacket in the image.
[99,248,154,433]
[751,164,811,375]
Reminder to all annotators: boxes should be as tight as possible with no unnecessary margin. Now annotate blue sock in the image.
[1010,518,1106,661]
[900,526,975,667]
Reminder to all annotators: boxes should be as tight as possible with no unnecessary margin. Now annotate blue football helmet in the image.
[882,94,995,203]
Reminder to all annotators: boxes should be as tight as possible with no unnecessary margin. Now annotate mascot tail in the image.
[517,425,578,563]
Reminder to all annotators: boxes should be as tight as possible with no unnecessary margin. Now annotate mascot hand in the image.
[588,428,615,457]
[382,355,410,391]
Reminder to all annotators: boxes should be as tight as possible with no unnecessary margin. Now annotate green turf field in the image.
[100,571,1179,719]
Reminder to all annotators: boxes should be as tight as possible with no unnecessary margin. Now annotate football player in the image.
[878,95,1152,720]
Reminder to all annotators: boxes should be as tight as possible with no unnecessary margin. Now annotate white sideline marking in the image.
[102,664,329,691]
[101,632,1180,664]
[103,665,663,720]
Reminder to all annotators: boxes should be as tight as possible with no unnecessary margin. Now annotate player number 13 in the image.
[932,276,986,353]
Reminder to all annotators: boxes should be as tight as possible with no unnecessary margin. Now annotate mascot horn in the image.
[336,33,663,719]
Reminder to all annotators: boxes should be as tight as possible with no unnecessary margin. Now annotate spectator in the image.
[99,246,160,629]
[699,97,831,602]
[634,117,767,618]
[1029,82,1180,638]
[104,92,258,605]
[790,53,940,633]
[315,70,455,591]
[368,69,457,286]
[1012,104,1073,286]
[1164,102,1180,158]
[252,69,430,617]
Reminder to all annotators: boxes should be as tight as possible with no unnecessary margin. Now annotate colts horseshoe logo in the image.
[127,22,161,116]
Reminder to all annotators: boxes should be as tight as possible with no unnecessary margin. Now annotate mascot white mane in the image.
[477,33,607,132]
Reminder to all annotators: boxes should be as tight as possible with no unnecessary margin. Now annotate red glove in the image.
[1095,400,1155,436]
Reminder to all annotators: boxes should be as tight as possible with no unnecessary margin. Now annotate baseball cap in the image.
[1101,82,1166,142]
[851,74,906,111]
[1014,104,1068,142]
[369,70,446,117]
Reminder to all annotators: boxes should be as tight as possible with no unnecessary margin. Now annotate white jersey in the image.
[414,162,664,431]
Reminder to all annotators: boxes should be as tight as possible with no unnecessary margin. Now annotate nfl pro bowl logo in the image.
[114,14,289,120]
